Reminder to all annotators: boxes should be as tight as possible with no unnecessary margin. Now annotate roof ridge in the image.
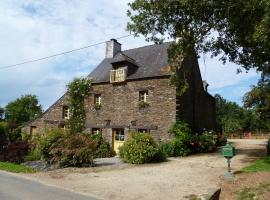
[122,41,173,53]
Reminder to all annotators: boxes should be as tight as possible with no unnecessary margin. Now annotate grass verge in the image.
[0,162,37,173]
[242,157,270,173]
[236,182,270,200]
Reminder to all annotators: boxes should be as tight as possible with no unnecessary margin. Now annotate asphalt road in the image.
[0,171,99,200]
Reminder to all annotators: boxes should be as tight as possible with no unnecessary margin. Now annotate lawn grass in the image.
[242,157,270,173]
[0,161,37,173]
[236,182,270,200]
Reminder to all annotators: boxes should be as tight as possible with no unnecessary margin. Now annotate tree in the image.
[5,94,42,128]
[127,0,270,76]
[0,107,4,120]
[214,94,264,134]
[243,78,270,131]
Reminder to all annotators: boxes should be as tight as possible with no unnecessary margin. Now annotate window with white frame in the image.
[110,68,127,83]
[94,94,101,105]
[139,90,148,103]
[62,106,70,119]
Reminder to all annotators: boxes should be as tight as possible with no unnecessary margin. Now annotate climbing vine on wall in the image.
[167,42,190,96]
[67,78,92,134]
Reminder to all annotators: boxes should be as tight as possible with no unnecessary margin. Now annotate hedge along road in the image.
[0,171,99,200]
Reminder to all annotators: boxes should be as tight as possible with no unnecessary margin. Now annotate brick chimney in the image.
[203,80,209,92]
[105,39,121,58]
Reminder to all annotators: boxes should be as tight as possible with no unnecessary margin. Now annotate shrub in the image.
[24,148,41,161]
[88,133,115,158]
[95,143,115,158]
[49,133,97,167]
[8,128,22,142]
[172,137,191,156]
[0,122,8,150]
[217,134,227,146]
[0,141,29,164]
[170,121,192,156]
[159,142,174,157]
[38,128,66,160]
[196,130,217,153]
[171,121,192,138]
[119,132,166,164]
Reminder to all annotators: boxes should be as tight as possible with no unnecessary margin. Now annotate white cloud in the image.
[0,0,260,109]
[198,53,259,90]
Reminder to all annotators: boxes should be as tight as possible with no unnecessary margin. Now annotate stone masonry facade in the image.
[22,40,217,149]
[22,77,177,145]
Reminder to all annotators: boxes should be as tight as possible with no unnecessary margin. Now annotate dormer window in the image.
[63,106,70,119]
[110,68,127,83]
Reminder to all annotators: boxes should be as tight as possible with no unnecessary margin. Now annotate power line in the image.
[0,34,133,70]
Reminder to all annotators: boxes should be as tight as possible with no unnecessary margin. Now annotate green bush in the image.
[159,142,174,157]
[170,122,218,155]
[119,132,166,164]
[170,121,192,156]
[172,137,191,156]
[196,130,217,153]
[49,133,97,167]
[38,128,66,160]
[88,133,115,158]
[171,121,191,137]
[95,143,115,158]
[24,148,41,161]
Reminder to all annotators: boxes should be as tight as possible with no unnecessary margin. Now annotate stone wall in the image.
[21,57,218,143]
[85,77,177,144]
[22,77,177,143]
[21,94,69,134]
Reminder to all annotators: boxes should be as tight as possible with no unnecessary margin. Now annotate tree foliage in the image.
[215,94,266,134]
[67,78,92,134]
[0,107,4,120]
[4,94,42,128]
[127,0,270,75]
[243,77,270,130]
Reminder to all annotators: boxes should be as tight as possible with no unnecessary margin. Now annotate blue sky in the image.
[0,0,260,110]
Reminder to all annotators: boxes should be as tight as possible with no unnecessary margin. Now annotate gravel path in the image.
[21,139,267,200]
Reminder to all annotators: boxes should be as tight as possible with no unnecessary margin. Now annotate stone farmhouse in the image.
[22,39,217,152]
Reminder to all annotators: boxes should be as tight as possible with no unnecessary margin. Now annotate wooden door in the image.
[113,129,125,154]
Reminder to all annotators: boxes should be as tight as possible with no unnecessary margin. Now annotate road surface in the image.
[0,171,99,200]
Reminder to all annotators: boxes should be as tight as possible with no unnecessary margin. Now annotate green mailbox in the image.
[222,142,236,179]
[222,142,235,158]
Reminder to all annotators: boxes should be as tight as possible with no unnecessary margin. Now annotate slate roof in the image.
[110,52,137,65]
[88,42,171,83]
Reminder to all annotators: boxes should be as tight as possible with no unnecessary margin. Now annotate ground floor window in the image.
[138,129,149,133]
[92,128,102,135]
[114,129,125,141]
[59,124,67,130]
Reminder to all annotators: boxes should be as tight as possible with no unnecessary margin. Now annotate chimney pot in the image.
[105,39,121,58]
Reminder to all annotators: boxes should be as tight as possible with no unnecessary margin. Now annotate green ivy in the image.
[67,78,92,134]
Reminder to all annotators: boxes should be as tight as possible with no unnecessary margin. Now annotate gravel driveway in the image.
[21,139,267,200]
